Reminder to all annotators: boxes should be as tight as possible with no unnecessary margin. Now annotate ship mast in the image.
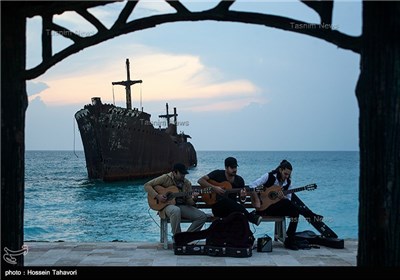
[159,103,178,134]
[112,58,142,110]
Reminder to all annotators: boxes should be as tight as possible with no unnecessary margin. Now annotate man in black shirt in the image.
[197,157,261,225]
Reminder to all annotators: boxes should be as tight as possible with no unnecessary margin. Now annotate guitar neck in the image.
[283,184,316,195]
[225,186,261,193]
[173,187,202,198]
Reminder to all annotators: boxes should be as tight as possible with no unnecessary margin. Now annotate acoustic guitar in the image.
[256,183,317,211]
[201,179,263,205]
[148,185,207,211]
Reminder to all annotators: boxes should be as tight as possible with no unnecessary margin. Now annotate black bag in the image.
[173,212,255,257]
[295,230,344,249]
[174,212,255,248]
[206,212,255,248]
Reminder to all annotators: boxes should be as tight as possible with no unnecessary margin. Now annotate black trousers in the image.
[212,197,253,221]
[255,198,317,238]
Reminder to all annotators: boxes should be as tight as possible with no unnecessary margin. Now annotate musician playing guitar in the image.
[250,160,323,250]
[144,163,207,237]
[197,157,262,226]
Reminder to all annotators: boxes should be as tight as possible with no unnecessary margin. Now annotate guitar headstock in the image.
[305,184,317,191]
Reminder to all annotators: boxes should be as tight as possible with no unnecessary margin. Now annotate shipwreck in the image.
[75,59,197,181]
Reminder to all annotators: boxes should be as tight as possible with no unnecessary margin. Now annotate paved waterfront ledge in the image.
[10,240,395,279]
[23,239,357,267]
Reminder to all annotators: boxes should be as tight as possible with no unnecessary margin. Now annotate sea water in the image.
[24,150,359,242]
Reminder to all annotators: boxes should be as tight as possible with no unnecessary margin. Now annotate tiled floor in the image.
[23,239,357,267]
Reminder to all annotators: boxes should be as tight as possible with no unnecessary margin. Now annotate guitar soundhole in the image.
[269,192,277,200]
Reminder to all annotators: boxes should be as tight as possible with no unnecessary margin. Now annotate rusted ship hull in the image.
[75,98,197,181]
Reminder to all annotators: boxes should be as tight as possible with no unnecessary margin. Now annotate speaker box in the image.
[257,235,272,252]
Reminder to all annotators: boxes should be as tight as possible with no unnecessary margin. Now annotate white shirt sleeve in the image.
[285,180,292,200]
[250,172,270,188]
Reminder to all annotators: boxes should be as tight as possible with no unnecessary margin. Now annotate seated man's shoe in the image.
[284,237,299,251]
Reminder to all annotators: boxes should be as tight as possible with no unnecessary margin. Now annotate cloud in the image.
[27,81,49,96]
[28,96,47,109]
[30,46,262,113]
[132,0,177,17]
[187,98,266,112]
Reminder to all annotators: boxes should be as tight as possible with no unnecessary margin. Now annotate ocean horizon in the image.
[24,150,359,242]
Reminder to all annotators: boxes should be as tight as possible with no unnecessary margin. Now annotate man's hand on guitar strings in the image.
[240,188,247,200]
[213,185,225,195]
[156,194,167,203]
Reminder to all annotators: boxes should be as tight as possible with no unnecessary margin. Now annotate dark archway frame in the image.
[2,0,399,267]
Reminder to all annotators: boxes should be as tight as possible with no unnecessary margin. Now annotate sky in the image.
[25,0,362,151]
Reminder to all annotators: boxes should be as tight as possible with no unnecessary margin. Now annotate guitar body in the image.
[201,180,232,205]
[256,185,285,211]
[256,183,317,212]
[148,185,179,211]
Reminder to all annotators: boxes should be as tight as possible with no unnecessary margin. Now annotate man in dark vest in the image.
[250,160,323,250]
